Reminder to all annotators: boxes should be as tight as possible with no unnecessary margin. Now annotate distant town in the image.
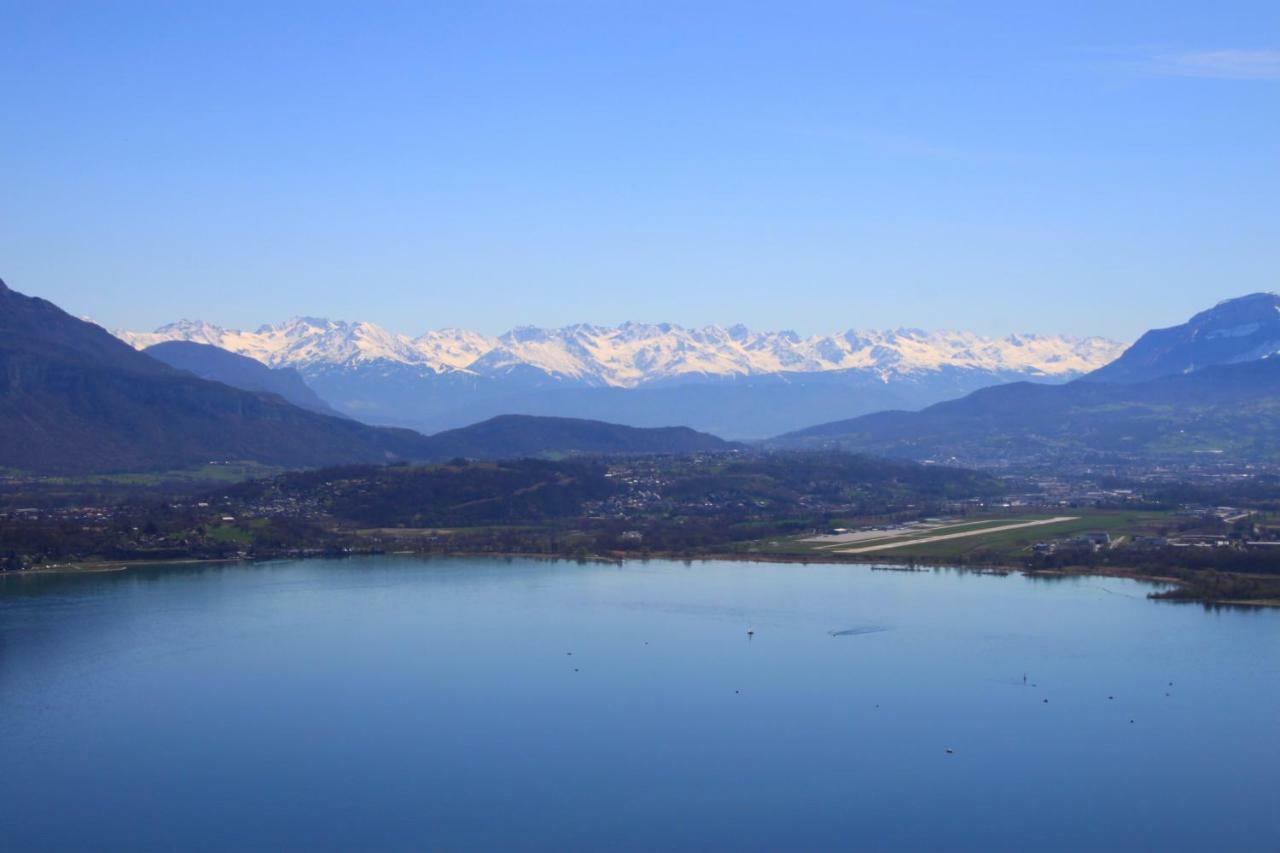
[5,450,1279,605]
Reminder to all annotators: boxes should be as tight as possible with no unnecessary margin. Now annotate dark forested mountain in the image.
[0,280,442,474]
[420,414,736,460]
[773,357,1280,466]
[1086,292,1280,384]
[145,340,341,416]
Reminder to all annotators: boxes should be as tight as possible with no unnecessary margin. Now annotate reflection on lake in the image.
[3,557,1278,851]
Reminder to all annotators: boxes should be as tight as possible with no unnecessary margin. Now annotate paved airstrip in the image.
[802,516,1080,555]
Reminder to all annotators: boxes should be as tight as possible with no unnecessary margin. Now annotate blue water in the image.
[2,557,1278,851]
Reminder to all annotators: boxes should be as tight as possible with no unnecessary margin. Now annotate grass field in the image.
[202,518,271,545]
[29,461,286,486]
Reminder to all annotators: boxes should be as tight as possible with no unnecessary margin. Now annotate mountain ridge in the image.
[143,340,342,417]
[1086,291,1280,384]
[0,281,443,474]
[419,414,738,460]
[116,316,1126,438]
[117,317,1124,387]
[0,281,737,474]
[772,293,1280,466]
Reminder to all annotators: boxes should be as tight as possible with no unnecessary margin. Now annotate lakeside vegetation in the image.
[5,452,1280,605]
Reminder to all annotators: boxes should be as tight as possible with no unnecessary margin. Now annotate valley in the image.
[5,281,1280,605]
[115,317,1123,438]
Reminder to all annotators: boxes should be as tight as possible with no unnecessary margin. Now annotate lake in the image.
[2,557,1278,851]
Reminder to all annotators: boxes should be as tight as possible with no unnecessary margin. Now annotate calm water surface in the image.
[3,557,1278,851]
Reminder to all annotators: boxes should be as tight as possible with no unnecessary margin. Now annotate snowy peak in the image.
[117,318,1125,386]
[1088,292,1280,384]
[118,319,228,350]
[411,328,496,371]
[468,324,1122,385]
[120,316,450,371]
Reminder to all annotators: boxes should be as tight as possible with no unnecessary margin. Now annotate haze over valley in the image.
[117,316,1124,437]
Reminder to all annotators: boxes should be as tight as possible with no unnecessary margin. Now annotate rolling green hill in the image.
[420,414,736,460]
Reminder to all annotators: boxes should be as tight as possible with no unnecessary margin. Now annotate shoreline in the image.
[7,547,1276,607]
[0,557,241,577]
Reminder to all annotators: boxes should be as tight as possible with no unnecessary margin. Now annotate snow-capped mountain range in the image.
[117,318,1123,388]
[111,317,1125,439]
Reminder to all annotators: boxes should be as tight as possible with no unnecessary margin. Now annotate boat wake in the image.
[829,626,891,637]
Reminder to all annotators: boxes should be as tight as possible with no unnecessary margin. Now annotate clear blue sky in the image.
[2,1,1277,340]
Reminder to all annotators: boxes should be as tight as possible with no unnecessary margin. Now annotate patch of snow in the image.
[1206,322,1262,339]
